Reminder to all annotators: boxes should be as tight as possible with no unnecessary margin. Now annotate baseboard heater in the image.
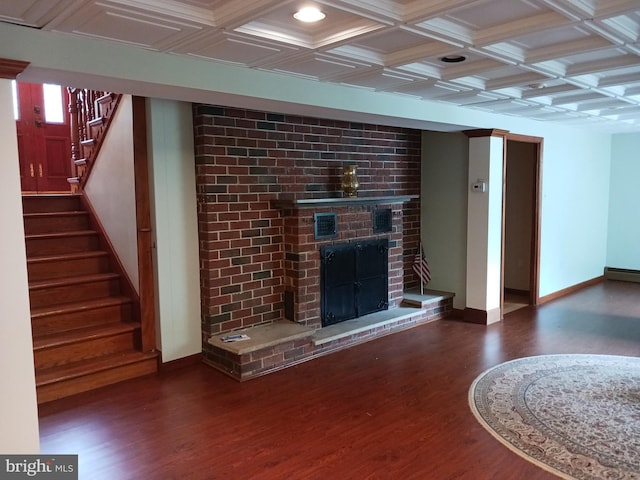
[604,267,640,283]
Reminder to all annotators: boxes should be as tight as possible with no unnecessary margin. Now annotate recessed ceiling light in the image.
[440,55,466,63]
[293,7,326,23]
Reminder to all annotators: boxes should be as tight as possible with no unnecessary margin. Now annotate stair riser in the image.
[30,278,121,309]
[26,234,99,256]
[34,331,140,370]
[32,303,132,337]
[22,196,82,214]
[28,255,110,282]
[24,214,90,235]
[36,358,157,404]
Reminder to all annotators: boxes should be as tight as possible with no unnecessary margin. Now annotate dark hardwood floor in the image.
[38,280,640,480]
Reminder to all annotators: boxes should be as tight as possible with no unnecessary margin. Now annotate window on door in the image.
[43,84,65,123]
[11,80,65,123]
[11,80,19,120]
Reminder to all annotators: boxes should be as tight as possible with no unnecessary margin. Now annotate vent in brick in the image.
[314,212,337,239]
[284,290,294,321]
[373,209,392,233]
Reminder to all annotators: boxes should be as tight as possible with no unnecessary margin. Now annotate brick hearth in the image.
[207,291,453,381]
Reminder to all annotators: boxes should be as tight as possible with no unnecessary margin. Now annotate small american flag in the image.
[412,245,431,285]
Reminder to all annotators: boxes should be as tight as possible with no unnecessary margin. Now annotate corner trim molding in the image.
[159,352,202,372]
[463,128,509,138]
[463,306,502,325]
[0,58,30,79]
[538,276,603,305]
[463,307,488,324]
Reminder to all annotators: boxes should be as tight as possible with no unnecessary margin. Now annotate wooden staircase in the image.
[23,194,158,404]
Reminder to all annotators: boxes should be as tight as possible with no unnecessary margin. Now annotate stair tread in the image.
[31,295,132,319]
[29,272,119,291]
[36,351,158,386]
[25,229,97,240]
[24,211,88,218]
[27,251,108,264]
[23,194,82,198]
[22,194,82,211]
[33,321,141,349]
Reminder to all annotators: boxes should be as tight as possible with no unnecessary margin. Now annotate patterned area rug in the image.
[469,355,640,479]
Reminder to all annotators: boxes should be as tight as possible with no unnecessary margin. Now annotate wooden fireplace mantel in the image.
[273,195,419,209]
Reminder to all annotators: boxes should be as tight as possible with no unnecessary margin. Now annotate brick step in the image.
[36,351,158,404]
[401,289,454,309]
[22,194,83,214]
[31,296,133,336]
[33,322,141,370]
[29,273,121,309]
[23,211,90,235]
[27,251,110,281]
[25,230,100,256]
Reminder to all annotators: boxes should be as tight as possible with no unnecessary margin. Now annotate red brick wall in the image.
[193,105,421,339]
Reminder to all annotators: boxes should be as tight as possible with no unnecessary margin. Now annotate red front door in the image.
[15,82,72,193]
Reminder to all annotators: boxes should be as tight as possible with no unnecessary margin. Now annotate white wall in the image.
[607,133,640,270]
[537,131,611,296]
[0,80,40,453]
[421,131,468,310]
[147,98,201,362]
[85,95,139,291]
[421,126,611,312]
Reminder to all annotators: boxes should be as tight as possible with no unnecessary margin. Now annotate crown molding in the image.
[0,58,29,79]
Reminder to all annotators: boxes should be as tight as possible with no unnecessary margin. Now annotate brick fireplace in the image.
[275,197,415,330]
[193,105,452,380]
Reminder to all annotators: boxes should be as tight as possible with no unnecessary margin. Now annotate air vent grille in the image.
[373,209,392,233]
[314,212,337,239]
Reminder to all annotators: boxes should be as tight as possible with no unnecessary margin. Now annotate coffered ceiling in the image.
[2,0,640,131]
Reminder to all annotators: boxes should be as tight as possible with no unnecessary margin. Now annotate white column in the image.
[0,79,40,452]
[466,135,504,324]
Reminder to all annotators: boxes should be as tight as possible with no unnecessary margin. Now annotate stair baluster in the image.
[67,88,122,193]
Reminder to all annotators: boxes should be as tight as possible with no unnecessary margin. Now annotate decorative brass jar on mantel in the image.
[341,165,359,197]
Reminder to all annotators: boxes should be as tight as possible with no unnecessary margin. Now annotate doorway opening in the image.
[502,134,542,316]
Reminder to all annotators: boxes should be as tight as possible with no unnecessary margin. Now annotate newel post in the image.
[67,87,80,190]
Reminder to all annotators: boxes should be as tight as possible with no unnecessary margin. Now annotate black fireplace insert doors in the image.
[320,239,389,327]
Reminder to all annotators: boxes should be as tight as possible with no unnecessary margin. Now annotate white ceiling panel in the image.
[1,0,639,130]
[233,2,385,49]
[443,0,545,30]
[175,32,299,66]
[269,53,369,80]
[338,67,423,91]
[0,0,73,28]
[52,2,205,50]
